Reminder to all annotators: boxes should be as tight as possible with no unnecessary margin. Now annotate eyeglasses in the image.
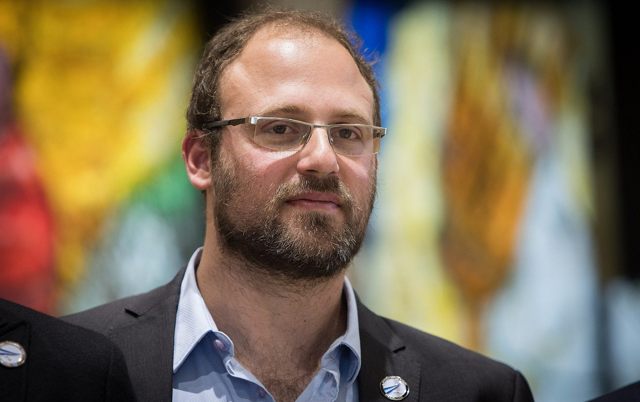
[202,116,386,156]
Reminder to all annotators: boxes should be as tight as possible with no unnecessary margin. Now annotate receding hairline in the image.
[227,20,357,69]
[253,18,342,38]
[217,22,375,113]
[186,8,381,134]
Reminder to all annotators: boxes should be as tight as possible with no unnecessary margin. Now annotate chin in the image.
[286,211,344,237]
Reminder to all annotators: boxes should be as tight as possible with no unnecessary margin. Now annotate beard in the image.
[211,154,376,283]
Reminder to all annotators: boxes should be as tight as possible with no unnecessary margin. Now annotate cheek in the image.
[223,139,294,196]
[339,156,377,199]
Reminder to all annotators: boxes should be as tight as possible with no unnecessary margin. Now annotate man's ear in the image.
[182,130,212,191]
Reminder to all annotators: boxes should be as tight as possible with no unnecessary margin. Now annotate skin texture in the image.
[182,25,376,402]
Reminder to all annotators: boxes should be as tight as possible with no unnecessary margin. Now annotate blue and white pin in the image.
[0,341,27,368]
[380,375,410,400]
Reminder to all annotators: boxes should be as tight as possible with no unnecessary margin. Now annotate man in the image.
[588,381,640,402]
[65,9,534,402]
[1,298,136,401]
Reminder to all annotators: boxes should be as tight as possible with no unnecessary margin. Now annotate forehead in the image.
[218,25,374,122]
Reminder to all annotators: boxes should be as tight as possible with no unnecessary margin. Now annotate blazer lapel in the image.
[108,268,185,402]
[357,300,422,402]
[0,308,29,402]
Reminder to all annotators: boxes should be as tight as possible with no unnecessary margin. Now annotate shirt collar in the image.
[334,276,362,383]
[173,247,217,372]
[173,247,362,380]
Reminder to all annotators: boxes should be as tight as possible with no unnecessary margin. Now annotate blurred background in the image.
[0,0,637,400]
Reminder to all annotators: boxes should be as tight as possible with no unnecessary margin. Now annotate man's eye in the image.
[272,124,289,134]
[261,122,298,135]
[335,127,360,140]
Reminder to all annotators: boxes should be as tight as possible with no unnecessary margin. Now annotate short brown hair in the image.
[186,8,380,153]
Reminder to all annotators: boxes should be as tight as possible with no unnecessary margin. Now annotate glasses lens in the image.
[252,118,308,151]
[329,125,376,156]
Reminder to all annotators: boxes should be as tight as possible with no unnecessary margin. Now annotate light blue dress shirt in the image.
[172,248,361,402]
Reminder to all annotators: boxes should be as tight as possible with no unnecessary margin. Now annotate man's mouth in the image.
[286,192,342,210]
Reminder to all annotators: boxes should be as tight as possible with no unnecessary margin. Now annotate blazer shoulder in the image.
[358,300,514,371]
[589,381,640,402]
[0,299,137,402]
[385,316,514,371]
[63,293,145,334]
[63,267,185,335]
[358,303,534,401]
[2,298,119,348]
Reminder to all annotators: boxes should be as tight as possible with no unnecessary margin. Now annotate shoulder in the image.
[63,291,151,334]
[0,299,137,401]
[385,315,518,374]
[357,300,509,369]
[3,298,116,351]
[589,381,640,402]
[357,301,534,401]
[63,267,185,334]
[60,267,186,402]
[2,299,123,366]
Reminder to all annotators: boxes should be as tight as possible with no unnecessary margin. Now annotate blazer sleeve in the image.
[513,371,534,402]
[105,342,138,402]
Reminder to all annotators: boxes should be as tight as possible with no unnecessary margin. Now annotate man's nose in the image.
[295,128,339,177]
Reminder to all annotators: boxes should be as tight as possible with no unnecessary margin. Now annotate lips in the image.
[286,192,342,208]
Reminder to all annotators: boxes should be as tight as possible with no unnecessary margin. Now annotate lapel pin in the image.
[380,375,410,400]
[0,340,27,368]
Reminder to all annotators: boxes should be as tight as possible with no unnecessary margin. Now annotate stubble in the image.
[211,153,376,284]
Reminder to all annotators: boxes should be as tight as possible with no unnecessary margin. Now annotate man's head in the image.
[183,9,381,284]
[186,9,381,157]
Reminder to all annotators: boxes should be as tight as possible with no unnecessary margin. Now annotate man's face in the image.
[211,26,377,282]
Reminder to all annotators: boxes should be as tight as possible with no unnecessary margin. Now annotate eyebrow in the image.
[258,105,371,125]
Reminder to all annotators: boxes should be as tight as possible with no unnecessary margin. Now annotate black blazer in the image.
[64,269,534,402]
[588,381,640,402]
[0,298,136,402]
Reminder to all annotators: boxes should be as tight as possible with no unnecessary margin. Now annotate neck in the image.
[196,242,348,378]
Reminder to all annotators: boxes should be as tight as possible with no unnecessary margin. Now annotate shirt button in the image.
[257,388,267,398]
[213,339,227,352]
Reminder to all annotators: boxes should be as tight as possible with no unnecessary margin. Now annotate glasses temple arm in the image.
[202,117,249,129]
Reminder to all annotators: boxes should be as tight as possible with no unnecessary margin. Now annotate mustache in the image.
[273,175,353,207]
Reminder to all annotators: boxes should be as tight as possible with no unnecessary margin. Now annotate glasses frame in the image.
[201,116,387,156]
